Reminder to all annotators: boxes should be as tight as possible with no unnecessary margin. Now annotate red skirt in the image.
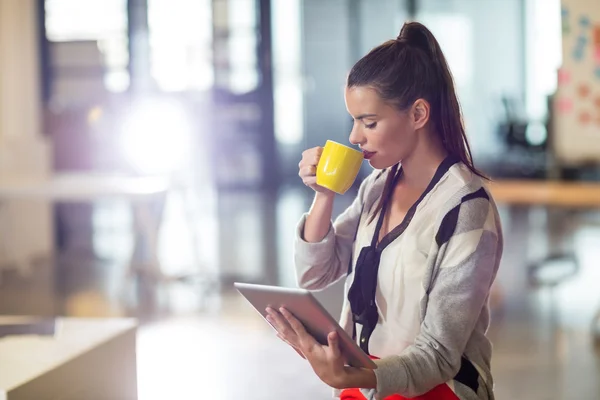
[340,357,459,400]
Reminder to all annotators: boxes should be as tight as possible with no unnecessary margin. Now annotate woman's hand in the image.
[298,147,334,196]
[266,307,349,389]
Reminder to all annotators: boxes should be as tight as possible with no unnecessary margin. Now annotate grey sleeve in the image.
[293,171,379,291]
[372,193,502,398]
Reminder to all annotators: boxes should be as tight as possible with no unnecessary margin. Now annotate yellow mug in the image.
[316,140,364,194]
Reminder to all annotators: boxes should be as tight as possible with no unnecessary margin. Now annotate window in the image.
[147,0,213,92]
[525,0,562,121]
[272,0,304,145]
[45,0,129,93]
[213,0,259,94]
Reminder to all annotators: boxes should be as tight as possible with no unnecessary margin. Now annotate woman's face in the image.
[345,86,421,170]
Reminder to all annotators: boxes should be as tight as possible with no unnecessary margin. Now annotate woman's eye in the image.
[365,122,377,129]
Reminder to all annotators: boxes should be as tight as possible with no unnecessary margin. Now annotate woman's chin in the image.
[368,157,394,170]
[367,159,380,169]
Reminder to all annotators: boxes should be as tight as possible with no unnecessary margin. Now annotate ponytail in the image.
[396,22,485,180]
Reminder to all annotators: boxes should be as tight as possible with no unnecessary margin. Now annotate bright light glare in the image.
[120,100,192,173]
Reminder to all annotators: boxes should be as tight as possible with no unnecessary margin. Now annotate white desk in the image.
[0,173,170,281]
[0,174,169,202]
[488,179,600,209]
[0,317,137,400]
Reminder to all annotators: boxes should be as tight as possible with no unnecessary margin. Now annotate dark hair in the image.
[347,22,487,223]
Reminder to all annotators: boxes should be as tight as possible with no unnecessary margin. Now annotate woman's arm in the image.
[294,170,383,290]
[303,191,336,243]
[371,188,502,398]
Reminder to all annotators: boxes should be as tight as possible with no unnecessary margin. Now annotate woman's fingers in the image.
[327,331,341,360]
[299,148,322,171]
[266,308,296,339]
[302,177,317,188]
[298,147,332,194]
[280,307,319,349]
[299,165,316,178]
[276,333,306,359]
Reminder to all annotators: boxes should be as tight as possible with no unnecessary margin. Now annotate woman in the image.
[265,21,503,400]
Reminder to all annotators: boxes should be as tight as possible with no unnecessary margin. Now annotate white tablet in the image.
[234,282,377,369]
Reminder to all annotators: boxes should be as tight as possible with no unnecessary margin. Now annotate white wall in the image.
[525,0,562,122]
[358,0,406,58]
[0,0,53,272]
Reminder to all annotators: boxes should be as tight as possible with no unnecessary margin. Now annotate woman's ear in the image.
[411,99,430,130]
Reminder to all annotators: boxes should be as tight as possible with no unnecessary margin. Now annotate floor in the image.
[1,183,600,399]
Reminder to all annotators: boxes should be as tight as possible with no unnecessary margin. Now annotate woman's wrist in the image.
[303,191,335,242]
[314,190,335,203]
[341,367,377,390]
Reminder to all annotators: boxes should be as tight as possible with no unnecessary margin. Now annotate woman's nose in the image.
[349,126,364,146]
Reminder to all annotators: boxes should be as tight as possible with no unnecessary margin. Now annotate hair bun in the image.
[397,22,435,56]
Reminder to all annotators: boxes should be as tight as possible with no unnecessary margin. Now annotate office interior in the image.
[1,0,600,399]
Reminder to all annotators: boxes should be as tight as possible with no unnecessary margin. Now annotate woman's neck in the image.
[399,131,448,189]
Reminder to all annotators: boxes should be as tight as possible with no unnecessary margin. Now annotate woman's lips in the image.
[362,150,376,160]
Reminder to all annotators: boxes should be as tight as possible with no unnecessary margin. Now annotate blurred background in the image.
[1,0,600,399]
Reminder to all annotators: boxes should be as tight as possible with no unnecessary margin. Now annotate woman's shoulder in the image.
[438,162,501,235]
[445,162,492,200]
[430,162,498,222]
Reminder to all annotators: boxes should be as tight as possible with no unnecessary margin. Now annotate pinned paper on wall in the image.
[557,97,574,113]
[558,68,571,85]
[579,111,592,124]
[562,7,571,34]
[594,96,600,108]
[573,35,588,61]
[580,15,591,28]
[595,66,600,79]
[594,26,600,45]
[578,83,591,97]
[595,47,600,63]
